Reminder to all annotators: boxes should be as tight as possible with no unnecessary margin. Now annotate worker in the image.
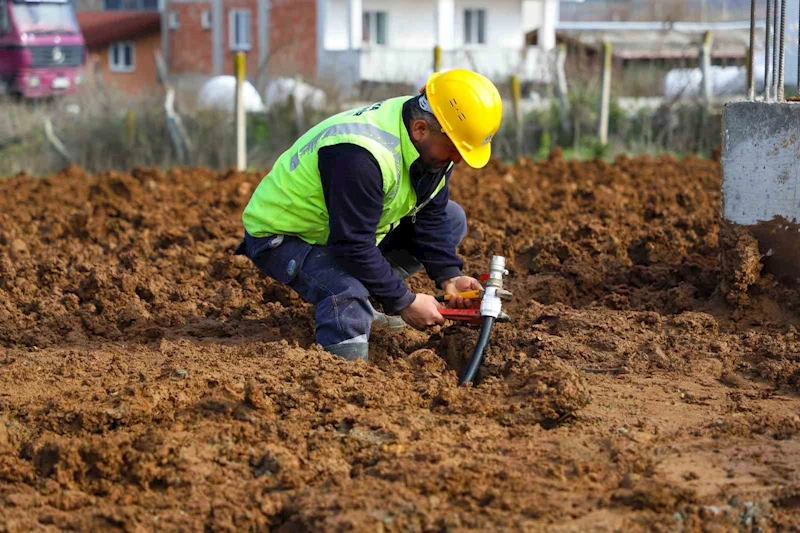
[235,69,503,361]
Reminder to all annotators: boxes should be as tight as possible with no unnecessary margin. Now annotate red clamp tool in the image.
[436,283,512,325]
[433,256,513,386]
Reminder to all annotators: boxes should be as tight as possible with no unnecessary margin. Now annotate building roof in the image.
[549,24,766,61]
[76,11,161,48]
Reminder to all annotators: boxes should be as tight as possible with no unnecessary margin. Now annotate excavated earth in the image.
[2,152,800,532]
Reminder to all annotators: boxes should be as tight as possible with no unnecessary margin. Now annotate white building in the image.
[315,0,566,94]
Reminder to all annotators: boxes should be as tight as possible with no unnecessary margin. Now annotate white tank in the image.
[196,75,265,113]
[663,57,768,99]
[263,77,327,112]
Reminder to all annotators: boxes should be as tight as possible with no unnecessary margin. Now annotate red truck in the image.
[0,0,85,98]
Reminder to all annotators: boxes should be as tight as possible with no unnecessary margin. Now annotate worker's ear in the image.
[409,119,430,142]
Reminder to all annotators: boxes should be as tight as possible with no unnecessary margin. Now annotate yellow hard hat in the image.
[423,69,503,169]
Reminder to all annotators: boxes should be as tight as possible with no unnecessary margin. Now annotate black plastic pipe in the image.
[459,316,496,386]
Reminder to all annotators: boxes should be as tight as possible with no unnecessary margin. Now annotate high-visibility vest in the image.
[242,96,448,245]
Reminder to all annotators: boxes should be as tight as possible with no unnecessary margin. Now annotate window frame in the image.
[108,41,135,73]
[464,8,487,46]
[362,10,387,47]
[229,8,252,51]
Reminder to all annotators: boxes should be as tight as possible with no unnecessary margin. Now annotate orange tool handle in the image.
[435,290,483,303]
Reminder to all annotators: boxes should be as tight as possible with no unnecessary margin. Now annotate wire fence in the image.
[0,35,755,177]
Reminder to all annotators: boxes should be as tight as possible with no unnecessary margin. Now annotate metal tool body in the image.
[434,256,512,386]
[438,308,510,325]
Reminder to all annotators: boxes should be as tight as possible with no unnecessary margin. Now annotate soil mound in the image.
[1,156,799,531]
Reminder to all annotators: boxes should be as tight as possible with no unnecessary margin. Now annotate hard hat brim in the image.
[459,142,491,169]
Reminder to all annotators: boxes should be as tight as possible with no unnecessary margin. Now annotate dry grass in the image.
[1,63,723,178]
[0,83,337,177]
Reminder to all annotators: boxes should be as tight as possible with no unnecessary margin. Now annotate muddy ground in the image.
[1,152,799,532]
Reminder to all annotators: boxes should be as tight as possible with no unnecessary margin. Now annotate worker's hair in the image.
[408,93,442,133]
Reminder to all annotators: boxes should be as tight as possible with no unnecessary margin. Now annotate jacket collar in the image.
[399,97,421,179]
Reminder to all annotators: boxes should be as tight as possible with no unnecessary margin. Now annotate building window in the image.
[229,9,251,51]
[109,41,134,73]
[362,11,386,46]
[104,0,158,9]
[464,9,486,45]
[0,0,9,34]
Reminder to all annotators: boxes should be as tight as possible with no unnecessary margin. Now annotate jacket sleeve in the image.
[409,169,464,287]
[318,144,416,313]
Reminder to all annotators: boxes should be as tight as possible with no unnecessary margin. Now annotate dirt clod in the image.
[719,222,763,306]
[1,157,800,530]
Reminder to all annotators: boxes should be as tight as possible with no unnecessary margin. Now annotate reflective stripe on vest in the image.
[289,122,403,199]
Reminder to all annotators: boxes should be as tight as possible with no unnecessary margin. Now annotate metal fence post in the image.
[778,0,787,101]
[43,118,73,163]
[772,0,780,98]
[765,0,773,100]
[511,74,523,157]
[700,31,714,109]
[154,49,192,163]
[747,0,756,100]
[555,44,570,137]
[598,41,612,145]
[234,51,247,171]
[126,111,136,147]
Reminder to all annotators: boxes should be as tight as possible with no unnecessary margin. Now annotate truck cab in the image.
[0,0,85,98]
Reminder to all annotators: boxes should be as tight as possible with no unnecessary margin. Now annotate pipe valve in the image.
[480,255,508,319]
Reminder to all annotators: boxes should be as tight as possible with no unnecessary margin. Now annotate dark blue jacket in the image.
[318,100,463,313]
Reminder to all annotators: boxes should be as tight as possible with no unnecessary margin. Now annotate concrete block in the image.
[722,101,800,281]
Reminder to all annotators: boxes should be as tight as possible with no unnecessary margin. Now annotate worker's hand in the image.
[400,294,446,330]
[442,276,483,309]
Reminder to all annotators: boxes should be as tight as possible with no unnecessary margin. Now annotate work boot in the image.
[323,341,369,362]
[369,301,408,332]
[372,310,408,332]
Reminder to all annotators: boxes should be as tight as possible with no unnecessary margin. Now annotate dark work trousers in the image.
[237,201,468,361]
